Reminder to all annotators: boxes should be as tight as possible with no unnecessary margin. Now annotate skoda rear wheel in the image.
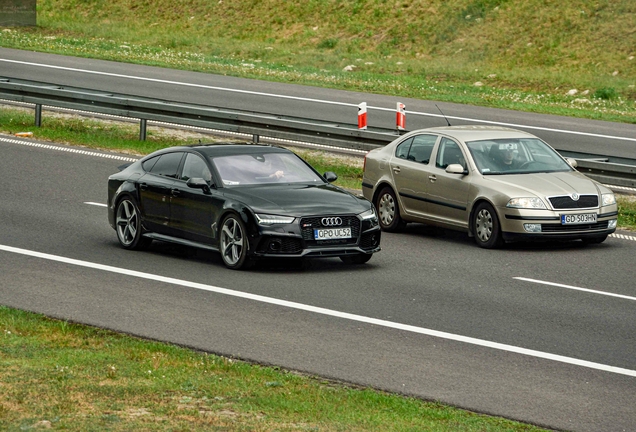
[220,214,252,270]
[376,187,406,232]
[115,198,151,250]
[473,202,503,249]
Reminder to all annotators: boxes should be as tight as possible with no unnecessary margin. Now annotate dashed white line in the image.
[0,136,138,162]
[611,233,636,241]
[84,202,107,207]
[0,243,634,378]
[514,277,636,301]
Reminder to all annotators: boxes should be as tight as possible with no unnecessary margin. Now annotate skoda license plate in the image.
[561,213,597,225]
[314,227,351,240]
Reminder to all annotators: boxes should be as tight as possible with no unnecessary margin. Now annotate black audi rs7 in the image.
[107,142,381,269]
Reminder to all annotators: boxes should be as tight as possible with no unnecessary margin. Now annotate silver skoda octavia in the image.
[362,126,618,248]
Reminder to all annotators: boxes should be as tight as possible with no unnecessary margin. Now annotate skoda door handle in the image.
[170,188,181,197]
[428,175,437,182]
[393,166,401,174]
[139,182,148,190]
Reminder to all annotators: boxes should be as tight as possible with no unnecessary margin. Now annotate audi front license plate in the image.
[314,227,352,240]
[561,213,597,225]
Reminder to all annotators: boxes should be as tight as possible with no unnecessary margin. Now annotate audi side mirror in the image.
[323,171,338,183]
[186,177,212,194]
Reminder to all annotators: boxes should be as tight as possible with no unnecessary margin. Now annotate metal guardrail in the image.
[1,76,635,189]
[574,159,636,189]
[0,76,398,152]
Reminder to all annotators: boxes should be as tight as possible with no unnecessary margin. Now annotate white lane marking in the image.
[0,136,138,162]
[1,244,635,378]
[514,277,636,301]
[84,202,107,207]
[610,233,636,241]
[3,59,635,144]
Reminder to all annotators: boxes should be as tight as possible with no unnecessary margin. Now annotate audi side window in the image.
[181,154,212,183]
[142,155,160,172]
[395,138,413,160]
[407,134,437,164]
[148,152,184,178]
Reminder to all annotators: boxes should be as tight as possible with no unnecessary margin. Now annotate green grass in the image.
[617,196,636,230]
[0,306,548,431]
[0,0,634,124]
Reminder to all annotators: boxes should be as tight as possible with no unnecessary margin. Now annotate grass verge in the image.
[0,306,547,431]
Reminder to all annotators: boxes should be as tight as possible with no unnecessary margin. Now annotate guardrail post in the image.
[139,119,147,141]
[253,134,259,143]
[35,104,42,127]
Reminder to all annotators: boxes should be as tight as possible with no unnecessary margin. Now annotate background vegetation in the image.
[0,306,548,431]
[0,0,634,123]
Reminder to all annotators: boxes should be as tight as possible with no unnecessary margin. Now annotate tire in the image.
[115,197,152,250]
[581,234,608,245]
[376,187,406,232]
[340,254,373,265]
[219,214,252,270]
[472,202,503,249]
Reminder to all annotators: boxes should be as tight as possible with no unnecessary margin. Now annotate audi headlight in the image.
[359,207,378,227]
[359,207,377,220]
[602,193,616,206]
[255,214,295,226]
[506,197,547,209]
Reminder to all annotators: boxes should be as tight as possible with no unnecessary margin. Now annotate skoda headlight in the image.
[506,197,547,209]
[602,193,616,206]
[255,213,295,226]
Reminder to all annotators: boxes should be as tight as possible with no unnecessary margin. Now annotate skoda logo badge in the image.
[571,193,579,201]
[321,217,343,227]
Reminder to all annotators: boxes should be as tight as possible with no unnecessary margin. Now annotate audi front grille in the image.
[300,215,361,246]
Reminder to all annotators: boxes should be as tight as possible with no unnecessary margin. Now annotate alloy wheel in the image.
[220,217,245,266]
[116,199,139,246]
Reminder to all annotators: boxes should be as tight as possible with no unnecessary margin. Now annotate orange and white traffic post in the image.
[396,102,406,131]
[358,102,368,130]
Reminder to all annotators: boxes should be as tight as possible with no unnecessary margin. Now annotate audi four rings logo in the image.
[321,217,343,226]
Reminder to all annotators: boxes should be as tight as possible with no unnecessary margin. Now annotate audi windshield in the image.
[212,153,325,186]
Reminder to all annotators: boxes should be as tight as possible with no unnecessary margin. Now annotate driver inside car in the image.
[490,143,521,170]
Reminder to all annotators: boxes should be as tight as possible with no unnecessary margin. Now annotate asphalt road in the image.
[1,47,636,160]
[0,135,635,432]
[1,49,636,431]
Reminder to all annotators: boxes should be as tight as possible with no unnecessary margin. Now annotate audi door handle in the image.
[170,188,181,197]
[139,182,148,190]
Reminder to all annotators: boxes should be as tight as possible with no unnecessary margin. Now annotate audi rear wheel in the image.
[115,198,151,250]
